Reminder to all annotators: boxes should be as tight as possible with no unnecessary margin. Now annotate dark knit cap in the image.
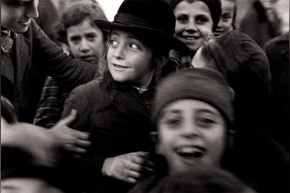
[152,68,234,125]
[168,0,222,31]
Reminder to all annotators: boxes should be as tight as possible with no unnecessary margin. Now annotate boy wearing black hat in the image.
[61,0,186,192]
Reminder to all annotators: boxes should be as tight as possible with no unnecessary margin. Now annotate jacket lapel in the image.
[112,88,150,122]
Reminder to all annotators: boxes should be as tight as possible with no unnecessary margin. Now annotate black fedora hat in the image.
[95,0,188,52]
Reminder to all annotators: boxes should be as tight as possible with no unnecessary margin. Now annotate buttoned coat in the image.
[62,72,155,193]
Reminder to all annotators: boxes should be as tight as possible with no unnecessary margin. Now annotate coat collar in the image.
[102,71,154,121]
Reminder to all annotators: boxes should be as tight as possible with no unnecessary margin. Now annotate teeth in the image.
[177,146,204,153]
[184,37,195,40]
[178,147,197,153]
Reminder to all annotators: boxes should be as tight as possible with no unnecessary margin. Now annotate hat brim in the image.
[95,19,189,53]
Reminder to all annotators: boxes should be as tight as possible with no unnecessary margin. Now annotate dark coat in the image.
[264,32,289,152]
[198,30,289,193]
[239,0,282,47]
[202,30,272,133]
[1,20,96,122]
[62,72,155,193]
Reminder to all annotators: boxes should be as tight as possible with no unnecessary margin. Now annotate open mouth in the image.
[175,146,206,161]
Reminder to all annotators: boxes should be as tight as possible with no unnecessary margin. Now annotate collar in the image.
[1,26,17,53]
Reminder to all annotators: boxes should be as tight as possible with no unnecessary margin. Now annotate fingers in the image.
[126,171,142,183]
[75,138,91,147]
[72,129,90,141]
[59,109,77,126]
[131,152,156,171]
[65,143,87,154]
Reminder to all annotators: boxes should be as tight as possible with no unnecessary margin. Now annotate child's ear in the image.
[153,55,169,68]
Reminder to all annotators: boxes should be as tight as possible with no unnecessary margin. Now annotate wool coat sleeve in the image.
[30,19,96,91]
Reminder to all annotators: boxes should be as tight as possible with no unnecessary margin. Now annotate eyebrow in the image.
[160,109,181,118]
[195,108,218,116]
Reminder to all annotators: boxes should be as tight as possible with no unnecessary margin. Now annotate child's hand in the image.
[49,109,91,157]
[102,151,155,183]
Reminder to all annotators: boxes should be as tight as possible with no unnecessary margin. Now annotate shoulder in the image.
[69,79,103,100]
[264,32,289,50]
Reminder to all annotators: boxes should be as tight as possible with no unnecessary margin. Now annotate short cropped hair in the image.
[55,1,108,43]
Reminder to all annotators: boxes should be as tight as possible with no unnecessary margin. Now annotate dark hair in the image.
[129,166,257,193]
[55,2,108,43]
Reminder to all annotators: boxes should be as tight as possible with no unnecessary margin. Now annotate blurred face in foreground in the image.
[174,0,213,53]
[1,0,39,33]
[107,30,155,88]
[157,99,227,174]
[1,178,64,193]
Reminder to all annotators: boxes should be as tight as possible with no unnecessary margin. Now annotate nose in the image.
[216,20,223,29]
[79,39,90,52]
[113,44,125,60]
[26,2,39,19]
[185,19,197,32]
[181,120,200,138]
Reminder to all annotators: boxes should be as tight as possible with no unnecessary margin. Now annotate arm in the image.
[30,20,96,90]
[1,117,59,167]
[33,77,63,128]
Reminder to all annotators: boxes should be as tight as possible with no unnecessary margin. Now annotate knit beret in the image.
[152,68,234,125]
[168,0,222,31]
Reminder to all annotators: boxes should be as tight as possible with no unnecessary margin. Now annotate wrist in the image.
[102,158,112,177]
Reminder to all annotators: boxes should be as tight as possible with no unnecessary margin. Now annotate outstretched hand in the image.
[49,109,91,157]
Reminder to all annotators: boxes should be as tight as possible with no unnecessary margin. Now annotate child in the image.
[61,0,186,192]
[129,68,247,192]
[34,1,108,128]
[164,0,222,75]
[191,31,289,193]
[1,0,93,168]
[214,0,237,36]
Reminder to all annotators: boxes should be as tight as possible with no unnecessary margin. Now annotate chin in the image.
[110,73,128,83]
[15,26,29,34]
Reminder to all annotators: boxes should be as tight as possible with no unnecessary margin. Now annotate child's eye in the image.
[70,36,81,45]
[196,15,210,24]
[128,42,140,50]
[164,117,182,128]
[176,14,189,24]
[10,1,30,7]
[86,34,97,42]
[109,39,118,48]
[196,117,216,129]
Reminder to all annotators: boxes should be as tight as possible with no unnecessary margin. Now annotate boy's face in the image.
[107,30,155,88]
[67,18,105,66]
[157,99,227,174]
[174,1,213,53]
[1,0,39,33]
[214,0,235,36]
